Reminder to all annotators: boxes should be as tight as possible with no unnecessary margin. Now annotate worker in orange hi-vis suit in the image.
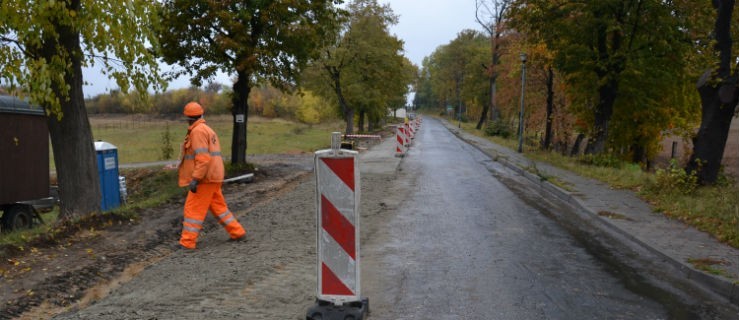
[177,101,246,249]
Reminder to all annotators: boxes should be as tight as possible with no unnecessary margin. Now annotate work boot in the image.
[228,233,247,242]
[172,242,196,252]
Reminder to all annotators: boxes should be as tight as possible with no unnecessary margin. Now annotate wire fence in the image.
[90,115,181,131]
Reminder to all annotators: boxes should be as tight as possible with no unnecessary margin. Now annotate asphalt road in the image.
[45,118,733,319]
[361,119,696,319]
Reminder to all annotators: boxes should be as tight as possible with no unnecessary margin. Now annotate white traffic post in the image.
[395,125,406,157]
[307,132,369,319]
[402,125,410,147]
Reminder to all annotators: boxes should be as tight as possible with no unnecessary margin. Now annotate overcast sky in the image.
[382,0,481,66]
[82,0,482,98]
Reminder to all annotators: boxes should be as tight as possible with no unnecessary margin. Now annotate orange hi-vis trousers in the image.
[180,182,246,249]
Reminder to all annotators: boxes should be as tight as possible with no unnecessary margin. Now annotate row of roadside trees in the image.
[85,85,338,125]
[415,0,739,187]
[0,0,413,221]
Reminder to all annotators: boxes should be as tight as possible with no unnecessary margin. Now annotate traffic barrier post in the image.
[401,125,410,147]
[306,132,369,320]
[395,125,406,157]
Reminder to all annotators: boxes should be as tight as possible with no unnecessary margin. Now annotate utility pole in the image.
[517,52,527,153]
[457,79,462,128]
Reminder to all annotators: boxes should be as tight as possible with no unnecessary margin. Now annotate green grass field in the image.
[5,116,344,246]
[55,115,346,166]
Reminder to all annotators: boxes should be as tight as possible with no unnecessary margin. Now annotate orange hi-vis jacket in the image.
[178,119,225,187]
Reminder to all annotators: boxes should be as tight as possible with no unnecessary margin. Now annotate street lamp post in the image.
[457,82,462,128]
[458,100,462,128]
[517,52,527,153]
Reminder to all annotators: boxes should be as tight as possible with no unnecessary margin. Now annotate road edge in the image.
[437,118,739,307]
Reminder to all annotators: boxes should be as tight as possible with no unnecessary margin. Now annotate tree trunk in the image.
[477,9,503,128]
[327,68,354,135]
[584,81,617,154]
[368,112,378,132]
[687,0,737,185]
[688,82,736,184]
[231,71,251,165]
[344,108,355,135]
[585,41,622,155]
[585,12,624,155]
[542,67,554,150]
[358,109,365,132]
[476,76,494,130]
[631,142,647,165]
[44,0,101,220]
[331,72,354,134]
[476,99,490,130]
[368,118,375,132]
[571,133,585,157]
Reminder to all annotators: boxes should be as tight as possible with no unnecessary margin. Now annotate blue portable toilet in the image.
[94,141,121,211]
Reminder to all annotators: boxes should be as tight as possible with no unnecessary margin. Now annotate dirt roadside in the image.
[0,132,396,319]
[0,153,311,319]
[0,135,394,319]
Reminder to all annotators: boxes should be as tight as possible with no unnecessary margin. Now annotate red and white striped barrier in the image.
[401,125,410,147]
[308,132,368,319]
[342,134,383,141]
[395,125,406,157]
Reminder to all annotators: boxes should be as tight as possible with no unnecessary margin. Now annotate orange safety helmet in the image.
[183,102,204,117]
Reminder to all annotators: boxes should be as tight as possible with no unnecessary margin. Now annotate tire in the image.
[2,204,34,231]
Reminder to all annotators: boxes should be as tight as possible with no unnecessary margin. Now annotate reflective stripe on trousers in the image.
[180,182,246,249]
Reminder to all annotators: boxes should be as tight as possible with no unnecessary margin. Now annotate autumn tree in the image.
[0,0,163,219]
[412,63,437,110]
[508,13,570,151]
[158,0,343,164]
[305,0,413,134]
[506,40,561,151]
[511,0,693,159]
[680,0,739,184]
[350,3,414,132]
[419,30,490,124]
[475,0,512,129]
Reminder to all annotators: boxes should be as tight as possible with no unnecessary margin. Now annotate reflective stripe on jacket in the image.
[178,119,225,186]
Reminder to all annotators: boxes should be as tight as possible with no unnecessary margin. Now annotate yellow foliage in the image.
[297,91,323,124]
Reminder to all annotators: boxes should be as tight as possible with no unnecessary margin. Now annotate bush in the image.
[159,123,174,160]
[484,119,512,138]
[649,159,698,195]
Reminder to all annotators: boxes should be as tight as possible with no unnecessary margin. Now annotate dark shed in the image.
[0,96,49,204]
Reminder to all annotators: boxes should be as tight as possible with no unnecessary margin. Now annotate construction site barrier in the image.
[342,134,383,141]
[395,125,406,157]
[307,132,369,320]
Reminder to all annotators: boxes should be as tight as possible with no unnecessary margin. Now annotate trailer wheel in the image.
[2,204,34,231]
